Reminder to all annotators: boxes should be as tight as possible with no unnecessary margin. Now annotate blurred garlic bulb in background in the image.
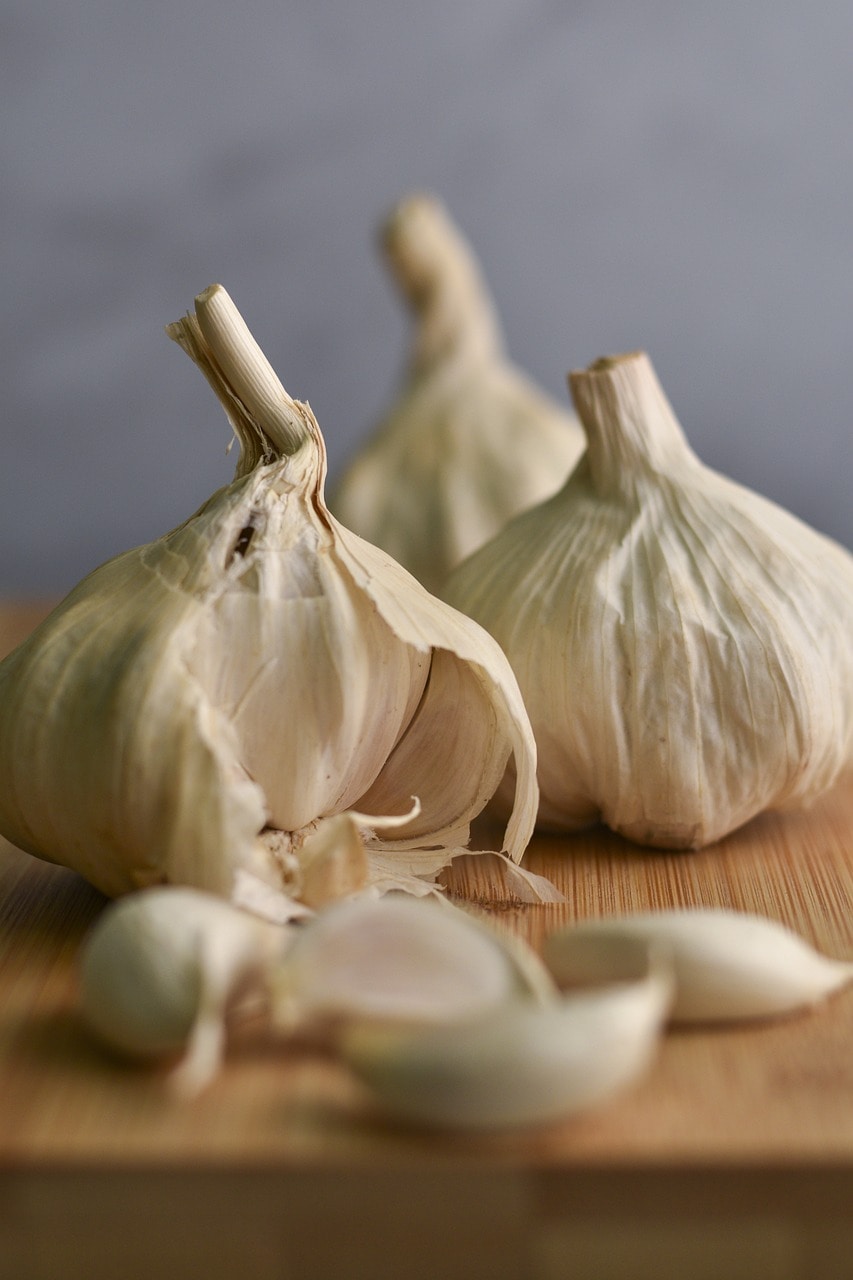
[330,194,584,592]
[444,350,853,849]
[0,285,538,912]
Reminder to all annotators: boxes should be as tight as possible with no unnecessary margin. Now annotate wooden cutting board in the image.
[0,601,851,1280]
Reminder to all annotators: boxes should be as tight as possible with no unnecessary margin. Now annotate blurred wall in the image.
[2,0,851,594]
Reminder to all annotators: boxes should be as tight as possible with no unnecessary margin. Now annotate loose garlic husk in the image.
[0,285,538,910]
[444,350,853,848]
[340,949,671,1131]
[79,887,288,1095]
[330,194,584,592]
[544,909,853,1022]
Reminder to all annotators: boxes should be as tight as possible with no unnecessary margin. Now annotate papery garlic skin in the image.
[0,286,538,905]
[444,351,853,848]
[330,194,584,592]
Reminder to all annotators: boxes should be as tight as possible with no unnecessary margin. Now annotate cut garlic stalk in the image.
[0,285,538,910]
[331,194,584,591]
[340,956,671,1130]
[544,909,853,1022]
[79,888,288,1095]
[444,350,853,848]
[270,893,556,1032]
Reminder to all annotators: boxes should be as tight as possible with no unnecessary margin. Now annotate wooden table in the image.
[1,602,851,1279]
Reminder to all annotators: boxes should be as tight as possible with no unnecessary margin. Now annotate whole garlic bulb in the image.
[330,194,584,592]
[0,285,537,906]
[444,351,853,849]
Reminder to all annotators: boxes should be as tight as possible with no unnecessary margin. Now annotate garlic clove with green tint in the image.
[79,887,288,1095]
[0,285,539,909]
[330,194,584,592]
[444,350,853,848]
[544,909,853,1022]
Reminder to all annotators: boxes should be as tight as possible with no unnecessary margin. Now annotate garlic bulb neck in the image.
[167,284,321,479]
[382,194,504,374]
[569,352,698,499]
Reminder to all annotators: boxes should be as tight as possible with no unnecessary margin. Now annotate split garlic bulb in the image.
[0,285,537,907]
[444,351,853,848]
[330,194,584,592]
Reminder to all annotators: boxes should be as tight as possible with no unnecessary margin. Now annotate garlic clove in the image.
[339,956,671,1131]
[444,350,853,848]
[0,285,539,909]
[79,887,288,1094]
[281,813,370,912]
[544,909,853,1023]
[330,194,584,592]
[270,893,556,1033]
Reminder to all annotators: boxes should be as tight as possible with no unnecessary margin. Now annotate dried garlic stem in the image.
[382,193,503,373]
[166,286,314,472]
[568,351,699,498]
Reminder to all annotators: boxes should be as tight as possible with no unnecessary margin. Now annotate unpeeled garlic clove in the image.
[0,284,539,910]
[339,958,671,1131]
[330,194,584,592]
[270,893,556,1033]
[79,887,288,1095]
[544,909,853,1022]
[444,350,853,848]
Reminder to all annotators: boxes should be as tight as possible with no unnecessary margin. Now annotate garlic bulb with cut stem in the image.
[444,350,853,849]
[0,285,538,910]
[330,194,584,592]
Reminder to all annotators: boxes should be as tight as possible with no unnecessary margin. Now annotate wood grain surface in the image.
[1,601,851,1280]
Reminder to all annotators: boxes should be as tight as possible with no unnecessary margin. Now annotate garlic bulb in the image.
[79,887,287,1094]
[330,194,584,592]
[544,909,853,1023]
[0,285,538,908]
[445,351,853,848]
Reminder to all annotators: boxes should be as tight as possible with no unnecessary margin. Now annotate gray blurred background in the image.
[2,0,851,596]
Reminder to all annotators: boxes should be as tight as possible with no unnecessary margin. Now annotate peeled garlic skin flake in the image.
[444,351,853,849]
[0,285,537,902]
[331,194,583,592]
